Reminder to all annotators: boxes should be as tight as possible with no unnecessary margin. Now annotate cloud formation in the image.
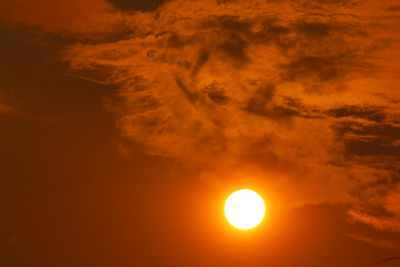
[349,185,400,232]
[60,0,400,231]
[347,233,400,251]
[107,0,169,11]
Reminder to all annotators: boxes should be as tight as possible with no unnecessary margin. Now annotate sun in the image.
[224,189,266,230]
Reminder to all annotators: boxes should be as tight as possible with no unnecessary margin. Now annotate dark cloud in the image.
[335,121,400,156]
[202,82,230,105]
[200,16,252,66]
[280,56,351,82]
[198,16,371,93]
[216,32,250,66]
[294,21,332,37]
[388,5,400,12]
[243,85,305,121]
[192,48,211,75]
[201,15,253,32]
[107,0,169,11]
[244,85,276,112]
[327,105,387,122]
[216,0,234,4]
[347,140,400,157]
[293,0,355,9]
[175,77,198,104]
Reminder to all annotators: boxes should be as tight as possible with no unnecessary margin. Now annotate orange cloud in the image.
[347,233,400,251]
[61,0,400,209]
[349,186,400,232]
[348,210,400,233]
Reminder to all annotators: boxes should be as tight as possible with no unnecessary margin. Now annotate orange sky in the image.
[1,0,400,266]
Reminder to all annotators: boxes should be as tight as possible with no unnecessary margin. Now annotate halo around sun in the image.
[224,189,266,230]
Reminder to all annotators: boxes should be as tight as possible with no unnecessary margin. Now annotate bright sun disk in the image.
[224,189,266,230]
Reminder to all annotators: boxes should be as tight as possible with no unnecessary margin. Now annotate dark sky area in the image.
[1,0,400,266]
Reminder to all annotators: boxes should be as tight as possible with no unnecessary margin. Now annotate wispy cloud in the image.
[347,233,400,251]
[60,0,400,212]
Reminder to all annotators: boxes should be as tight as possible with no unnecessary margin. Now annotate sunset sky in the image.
[2,0,400,266]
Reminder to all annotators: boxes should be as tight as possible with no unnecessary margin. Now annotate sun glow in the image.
[224,189,266,230]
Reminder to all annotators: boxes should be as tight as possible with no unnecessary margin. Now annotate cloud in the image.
[327,105,387,122]
[334,121,400,157]
[349,186,400,232]
[348,210,400,233]
[61,0,400,215]
[107,0,169,11]
[346,233,400,251]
